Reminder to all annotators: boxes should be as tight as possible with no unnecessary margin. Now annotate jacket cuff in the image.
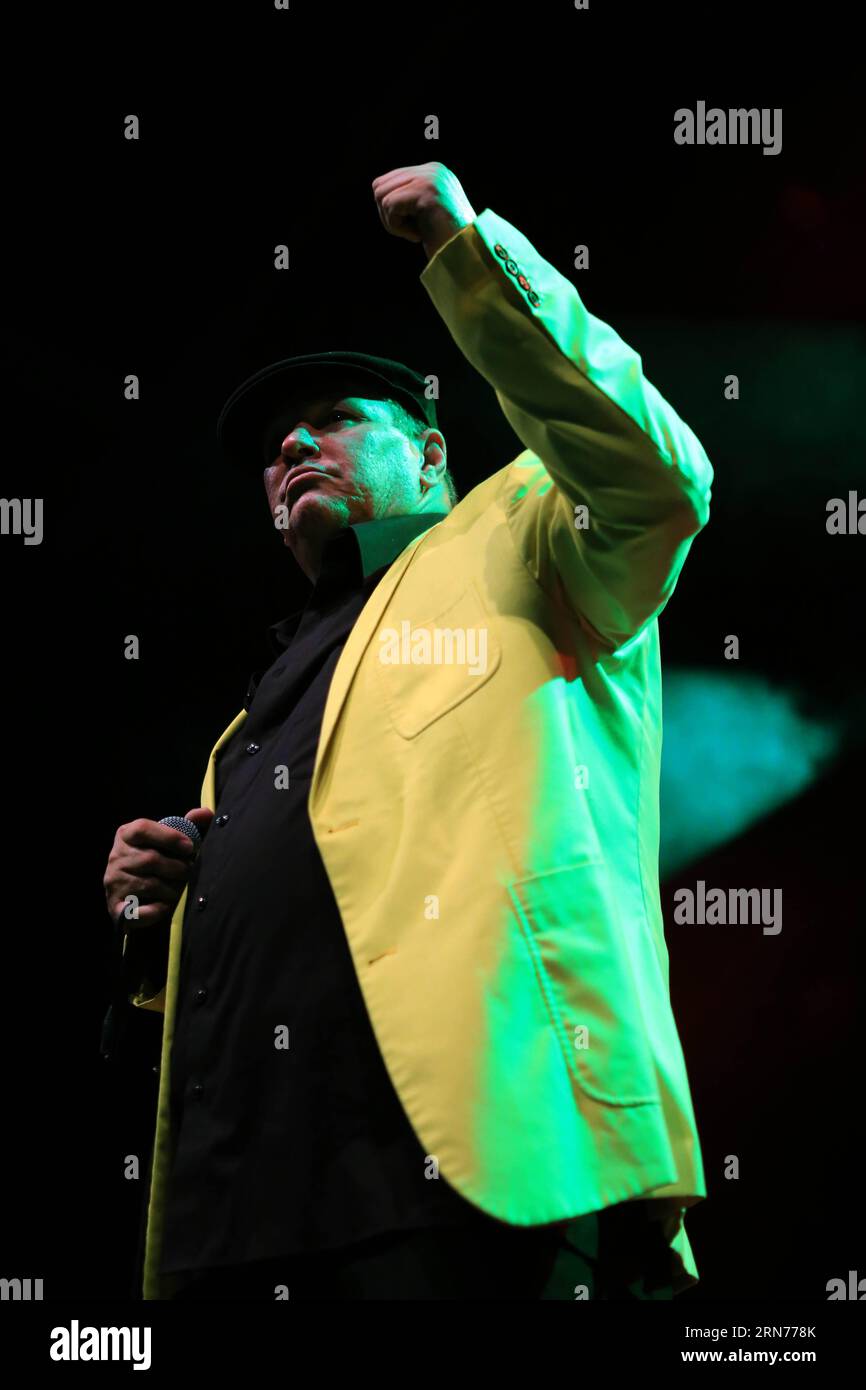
[120,922,170,1010]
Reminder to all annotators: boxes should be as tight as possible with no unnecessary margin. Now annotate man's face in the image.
[261,373,445,582]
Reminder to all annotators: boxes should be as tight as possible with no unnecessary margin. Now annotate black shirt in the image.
[159,510,494,1276]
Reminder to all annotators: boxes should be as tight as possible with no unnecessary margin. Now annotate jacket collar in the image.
[264,510,448,658]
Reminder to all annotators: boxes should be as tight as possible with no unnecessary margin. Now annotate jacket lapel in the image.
[310,528,428,811]
[201,524,430,819]
[201,707,249,807]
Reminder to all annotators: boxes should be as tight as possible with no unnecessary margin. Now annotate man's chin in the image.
[284,490,348,538]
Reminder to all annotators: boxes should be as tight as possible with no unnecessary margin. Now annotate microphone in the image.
[112,815,204,933]
[158,814,204,859]
[103,813,205,1061]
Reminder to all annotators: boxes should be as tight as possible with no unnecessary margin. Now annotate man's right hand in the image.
[103,808,214,929]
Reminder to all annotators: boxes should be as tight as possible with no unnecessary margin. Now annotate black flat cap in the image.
[216,350,439,475]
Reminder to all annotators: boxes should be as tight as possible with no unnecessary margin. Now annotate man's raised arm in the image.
[373,164,714,650]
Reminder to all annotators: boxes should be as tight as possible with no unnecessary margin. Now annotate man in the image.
[103,163,713,1301]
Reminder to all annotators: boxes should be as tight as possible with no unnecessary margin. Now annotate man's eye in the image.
[329,409,353,422]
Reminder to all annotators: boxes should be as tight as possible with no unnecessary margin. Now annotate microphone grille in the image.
[159,815,203,853]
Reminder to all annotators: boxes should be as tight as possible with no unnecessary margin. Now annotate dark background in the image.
[2,12,863,1301]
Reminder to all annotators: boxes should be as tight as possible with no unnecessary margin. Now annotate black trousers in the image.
[169,1205,675,1301]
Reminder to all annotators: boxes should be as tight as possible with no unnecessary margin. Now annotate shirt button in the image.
[215,813,230,826]
[191,1082,204,1100]
[245,742,261,755]
[194,987,209,1005]
[195,895,208,911]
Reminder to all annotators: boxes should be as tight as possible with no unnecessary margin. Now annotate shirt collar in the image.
[265,511,448,656]
[351,511,449,578]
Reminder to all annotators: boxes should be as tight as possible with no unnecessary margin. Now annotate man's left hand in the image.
[372,162,477,262]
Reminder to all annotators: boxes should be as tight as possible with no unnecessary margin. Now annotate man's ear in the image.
[419,431,447,491]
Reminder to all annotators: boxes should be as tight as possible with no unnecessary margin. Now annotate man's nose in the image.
[281,428,322,465]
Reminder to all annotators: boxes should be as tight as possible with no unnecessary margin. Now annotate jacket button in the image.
[215,813,230,826]
[527,289,541,306]
[493,242,509,259]
[505,258,519,275]
[191,1082,204,1099]
[517,274,530,290]
[245,742,261,755]
[195,895,208,911]
[194,987,208,1005]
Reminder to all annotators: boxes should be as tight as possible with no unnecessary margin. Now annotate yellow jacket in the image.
[126,208,713,1298]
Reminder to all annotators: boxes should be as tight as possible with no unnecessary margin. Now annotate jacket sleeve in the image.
[110,712,243,1024]
[99,911,168,1059]
[120,915,170,1014]
[419,208,713,650]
